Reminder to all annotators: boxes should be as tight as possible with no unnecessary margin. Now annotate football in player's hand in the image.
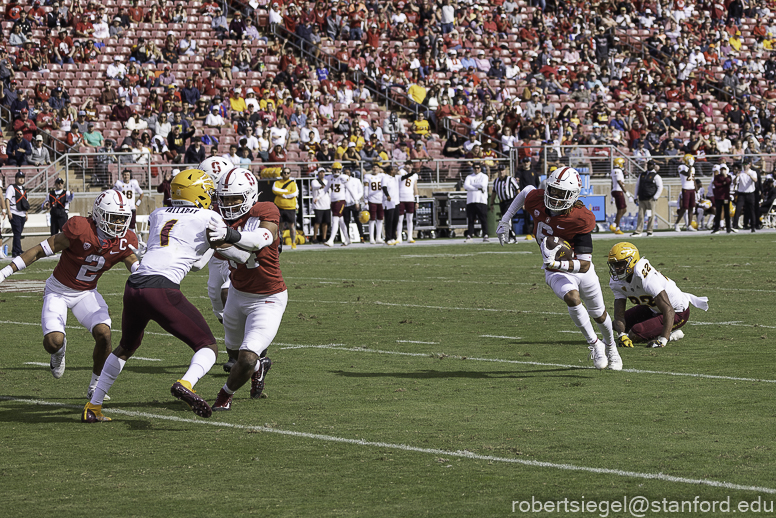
[206,228,228,249]
[544,236,573,260]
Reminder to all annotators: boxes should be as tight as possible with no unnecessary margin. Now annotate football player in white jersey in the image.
[381,165,401,245]
[83,169,236,422]
[396,163,419,243]
[363,164,385,244]
[609,157,629,235]
[311,168,331,243]
[314,162,358,247]
[674,154,697,231]
[342,167,365,242]
[199,157,235,368]
[607,242,709,348]
[113,169,145,240]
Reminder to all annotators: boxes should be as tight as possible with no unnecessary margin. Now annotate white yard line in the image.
[479,335,522,340]
[279,344,776,384]
[1,396,773,495]
[397,340,439,344]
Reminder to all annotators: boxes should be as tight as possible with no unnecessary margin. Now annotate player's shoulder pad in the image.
[249,201,281,223]
[62,215,92,240]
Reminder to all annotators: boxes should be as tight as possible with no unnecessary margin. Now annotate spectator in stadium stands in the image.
[29,135,50,167]
[83,123,104,149]
[167,125,196,164]
[268,144,287,163]
[229,12,247,40]
[110,97,133,124]
[2,79,18,109]
[211,7,228,39]
[154,112,172,139]
[107,56,126,80]
[9,24,27,47]
[36,105,56,131]
[109,17,125,38]
[205,106,226,127]
[74,111,90,134]
[157,170,174,207]
[7,129,31,165]
[184,139,206,165]
[11,107,36,141]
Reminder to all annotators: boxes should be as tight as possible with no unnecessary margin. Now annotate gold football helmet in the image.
[358,210,370,224]
[613,157,625,169]
[608,242,640,281]
[171,169,216,210]
[683,153,695,166]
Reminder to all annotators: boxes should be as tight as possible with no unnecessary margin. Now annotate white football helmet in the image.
[199,156,233,184]
[544,166,582,212]
[217,167,259,220]
[93,190,132,238]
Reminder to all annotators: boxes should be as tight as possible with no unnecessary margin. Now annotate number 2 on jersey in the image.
[75,254,106,282]
[160,219,178,246]
[535,221,553,241]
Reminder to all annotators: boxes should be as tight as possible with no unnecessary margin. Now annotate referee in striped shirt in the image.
[489,165,520,243]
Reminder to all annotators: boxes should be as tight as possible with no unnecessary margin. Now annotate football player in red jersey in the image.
[206,168,288,411]
[496,167,622,371]
[0,190,138,396]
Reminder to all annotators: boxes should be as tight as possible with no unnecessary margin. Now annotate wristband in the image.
[12,256,26,271]
[555,260,581,273]
[224,226,242,244]
[130,261,139,273]
[40,239,55,257]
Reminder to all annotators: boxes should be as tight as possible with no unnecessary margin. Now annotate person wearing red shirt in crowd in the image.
[29,0,46,24]
[13,109,37,141]
[366,23,380,48]
[75,16,95,39]
[5,0,22,20]
[664,81,682,102]
[109,97,134,123]
[268,144,287,163]
[128,0,144,23]
[36,105,57,131]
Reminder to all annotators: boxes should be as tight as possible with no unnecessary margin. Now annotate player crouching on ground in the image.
[607,242,709,348]
[207,168,288,411]
[0,190,138,399]
[83,170,223,423]
[496,167,622,371]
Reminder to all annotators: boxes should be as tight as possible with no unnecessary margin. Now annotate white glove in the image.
[540,238,560,269]
[135,198,142,207]
[128,244,144,260]
[207,213,228,242]
[496,220,510,246]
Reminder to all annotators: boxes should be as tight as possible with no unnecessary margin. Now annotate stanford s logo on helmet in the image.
[198,156,233,183]
[544,166,582,212]
[217,167,260,220]
[93,190,132,238]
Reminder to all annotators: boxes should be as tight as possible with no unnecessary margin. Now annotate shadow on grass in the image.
[122,365,189,375]
[329,368,590,379]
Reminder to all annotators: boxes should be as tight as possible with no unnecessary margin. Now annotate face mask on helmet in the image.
[545,185,577,211]
[93,191,132,238]
[608,259,634,281]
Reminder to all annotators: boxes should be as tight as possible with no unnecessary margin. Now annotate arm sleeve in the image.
[272,183,288,194]
[190,247,214,271]
[235,216,276,251]
[216,245,253,263]
[571,232,593,256]
[500,185,535,222]
[654,175,663,198]
[463,175,474,191]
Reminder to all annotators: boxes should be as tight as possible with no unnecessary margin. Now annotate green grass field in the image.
[1,233,775,517]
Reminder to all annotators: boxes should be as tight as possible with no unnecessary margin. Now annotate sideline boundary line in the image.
[1,396,773,495]
[279,344,776,384]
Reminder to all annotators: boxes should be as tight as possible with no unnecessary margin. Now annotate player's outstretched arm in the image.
[647,291,674,348]
[123,253,140,273]
[0,233,70,282]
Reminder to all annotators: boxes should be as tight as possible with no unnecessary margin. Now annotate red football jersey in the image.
[226,202,287,295]
[524,189,596,252]
[53,216,138,291]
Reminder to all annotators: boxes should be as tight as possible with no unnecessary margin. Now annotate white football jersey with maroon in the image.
[322,175,351,202]
[53,216,138,291]
[398,170,417,202]
[133,206,213,285]
[113,179,143,205]
[609,257,690,313]
[363,172,384,204]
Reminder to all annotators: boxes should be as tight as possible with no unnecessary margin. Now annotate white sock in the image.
[397,214,404,239]
[181,348,216,388]
[330,216,340,241]
[89,372,99,392]
[376,219,384,240]
[222,383,235,395]
[596,313,615,346]
[90,354,126,405]
[339,218,349,242]
[406,217,414,239]
[369,220,375,241]
[567,304,598,344]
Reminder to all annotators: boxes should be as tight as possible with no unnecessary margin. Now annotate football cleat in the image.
[525,235,534,240]
[171,380,213,418]
[323,240,334,247]
[82,402,111,422]
[86,389,110,401]
[223,357,236,373]
[408,239,416,243]
[588,340,608,370]
[482,235,489,242]
[670,329,685,341]
[291,242,297,249]
[250,357,272,399]
[50,340,67,379]
[212,388,233,411]
[614,229,624,235]
[606,344,623,371]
